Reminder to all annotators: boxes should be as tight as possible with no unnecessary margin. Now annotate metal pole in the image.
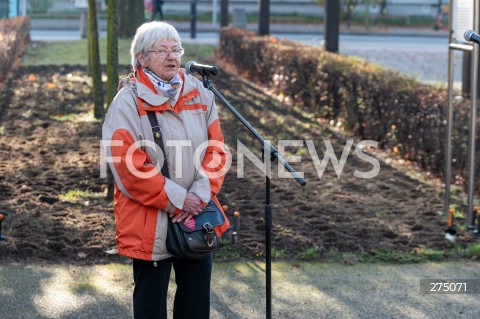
[259,0,269,35]
[444,0,455,217]
[190,0,197,39]
[324,0,340,53]
[265,174,272,319]
[364,0,371,31]
[212,0,217,28]
[445,52,454,216]
[220,0,228,27]
[463,51,472,96]
[467,0,479,229]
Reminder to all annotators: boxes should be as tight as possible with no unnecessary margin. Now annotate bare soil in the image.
[0,65,476,264]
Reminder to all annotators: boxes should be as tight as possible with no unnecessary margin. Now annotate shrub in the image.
[217,28,480,191]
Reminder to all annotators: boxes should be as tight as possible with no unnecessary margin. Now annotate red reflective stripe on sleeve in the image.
[202,119,227,196]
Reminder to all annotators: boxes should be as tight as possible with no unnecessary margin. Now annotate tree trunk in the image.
[88,0,104,119]
[107,0,119,107]
[106,0,119,201]
[118,0,145,38]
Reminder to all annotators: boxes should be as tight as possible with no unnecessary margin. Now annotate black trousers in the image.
[151,0,164,21]
[132,255,212,319]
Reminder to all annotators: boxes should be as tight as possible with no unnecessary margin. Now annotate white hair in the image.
[130,21,182,71]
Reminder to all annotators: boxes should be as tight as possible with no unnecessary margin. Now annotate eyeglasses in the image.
[147,48,184,59]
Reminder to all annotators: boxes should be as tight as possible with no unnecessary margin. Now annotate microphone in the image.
[185,61,219,76]
[464,30,480,45]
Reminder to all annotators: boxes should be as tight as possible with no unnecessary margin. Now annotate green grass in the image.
[465,243,480,257]
[22,38,127,66]
[240,241,480,264]
[49,108,102,123]
[354,244,480,264]
[298,245,322,260]
[214,244,244,261]
[49,113,80,122]
[22,38,215,67]
[213,241,480,264]
[59,189,106,204]
[359,248,444,264]
[271,247,291,259]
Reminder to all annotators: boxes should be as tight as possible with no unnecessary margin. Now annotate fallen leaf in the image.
[28,74,36,81]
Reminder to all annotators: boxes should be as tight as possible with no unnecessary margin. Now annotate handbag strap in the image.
[146,111,170,179]
[121,75,170,179]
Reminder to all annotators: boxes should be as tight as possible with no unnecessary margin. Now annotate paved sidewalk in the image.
[1,260,479,319]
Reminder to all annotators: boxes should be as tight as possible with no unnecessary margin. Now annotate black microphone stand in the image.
[199,71,306,319]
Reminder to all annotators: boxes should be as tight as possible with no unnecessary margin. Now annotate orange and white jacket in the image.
[102,67,230,261]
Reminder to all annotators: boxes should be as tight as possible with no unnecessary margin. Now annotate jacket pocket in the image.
[140,206,159,253]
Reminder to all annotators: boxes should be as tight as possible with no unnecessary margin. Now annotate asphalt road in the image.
[1,260,480,319]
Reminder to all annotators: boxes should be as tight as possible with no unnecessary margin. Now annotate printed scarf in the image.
[143,67,182,104]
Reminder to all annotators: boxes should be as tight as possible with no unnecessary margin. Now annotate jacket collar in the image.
[135,67,197,107]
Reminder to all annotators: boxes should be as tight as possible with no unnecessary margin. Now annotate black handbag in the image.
[166,199,225,260]
[146,111,224,259]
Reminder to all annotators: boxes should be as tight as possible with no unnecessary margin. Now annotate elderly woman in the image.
[102,21,229,319]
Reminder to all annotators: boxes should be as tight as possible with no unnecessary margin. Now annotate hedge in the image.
[0,16,30,84]
[217,28,479,191]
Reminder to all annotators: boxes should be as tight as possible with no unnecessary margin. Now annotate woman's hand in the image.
[169,193,203,223]
[182,192,203,215]
[170,211,193,223]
